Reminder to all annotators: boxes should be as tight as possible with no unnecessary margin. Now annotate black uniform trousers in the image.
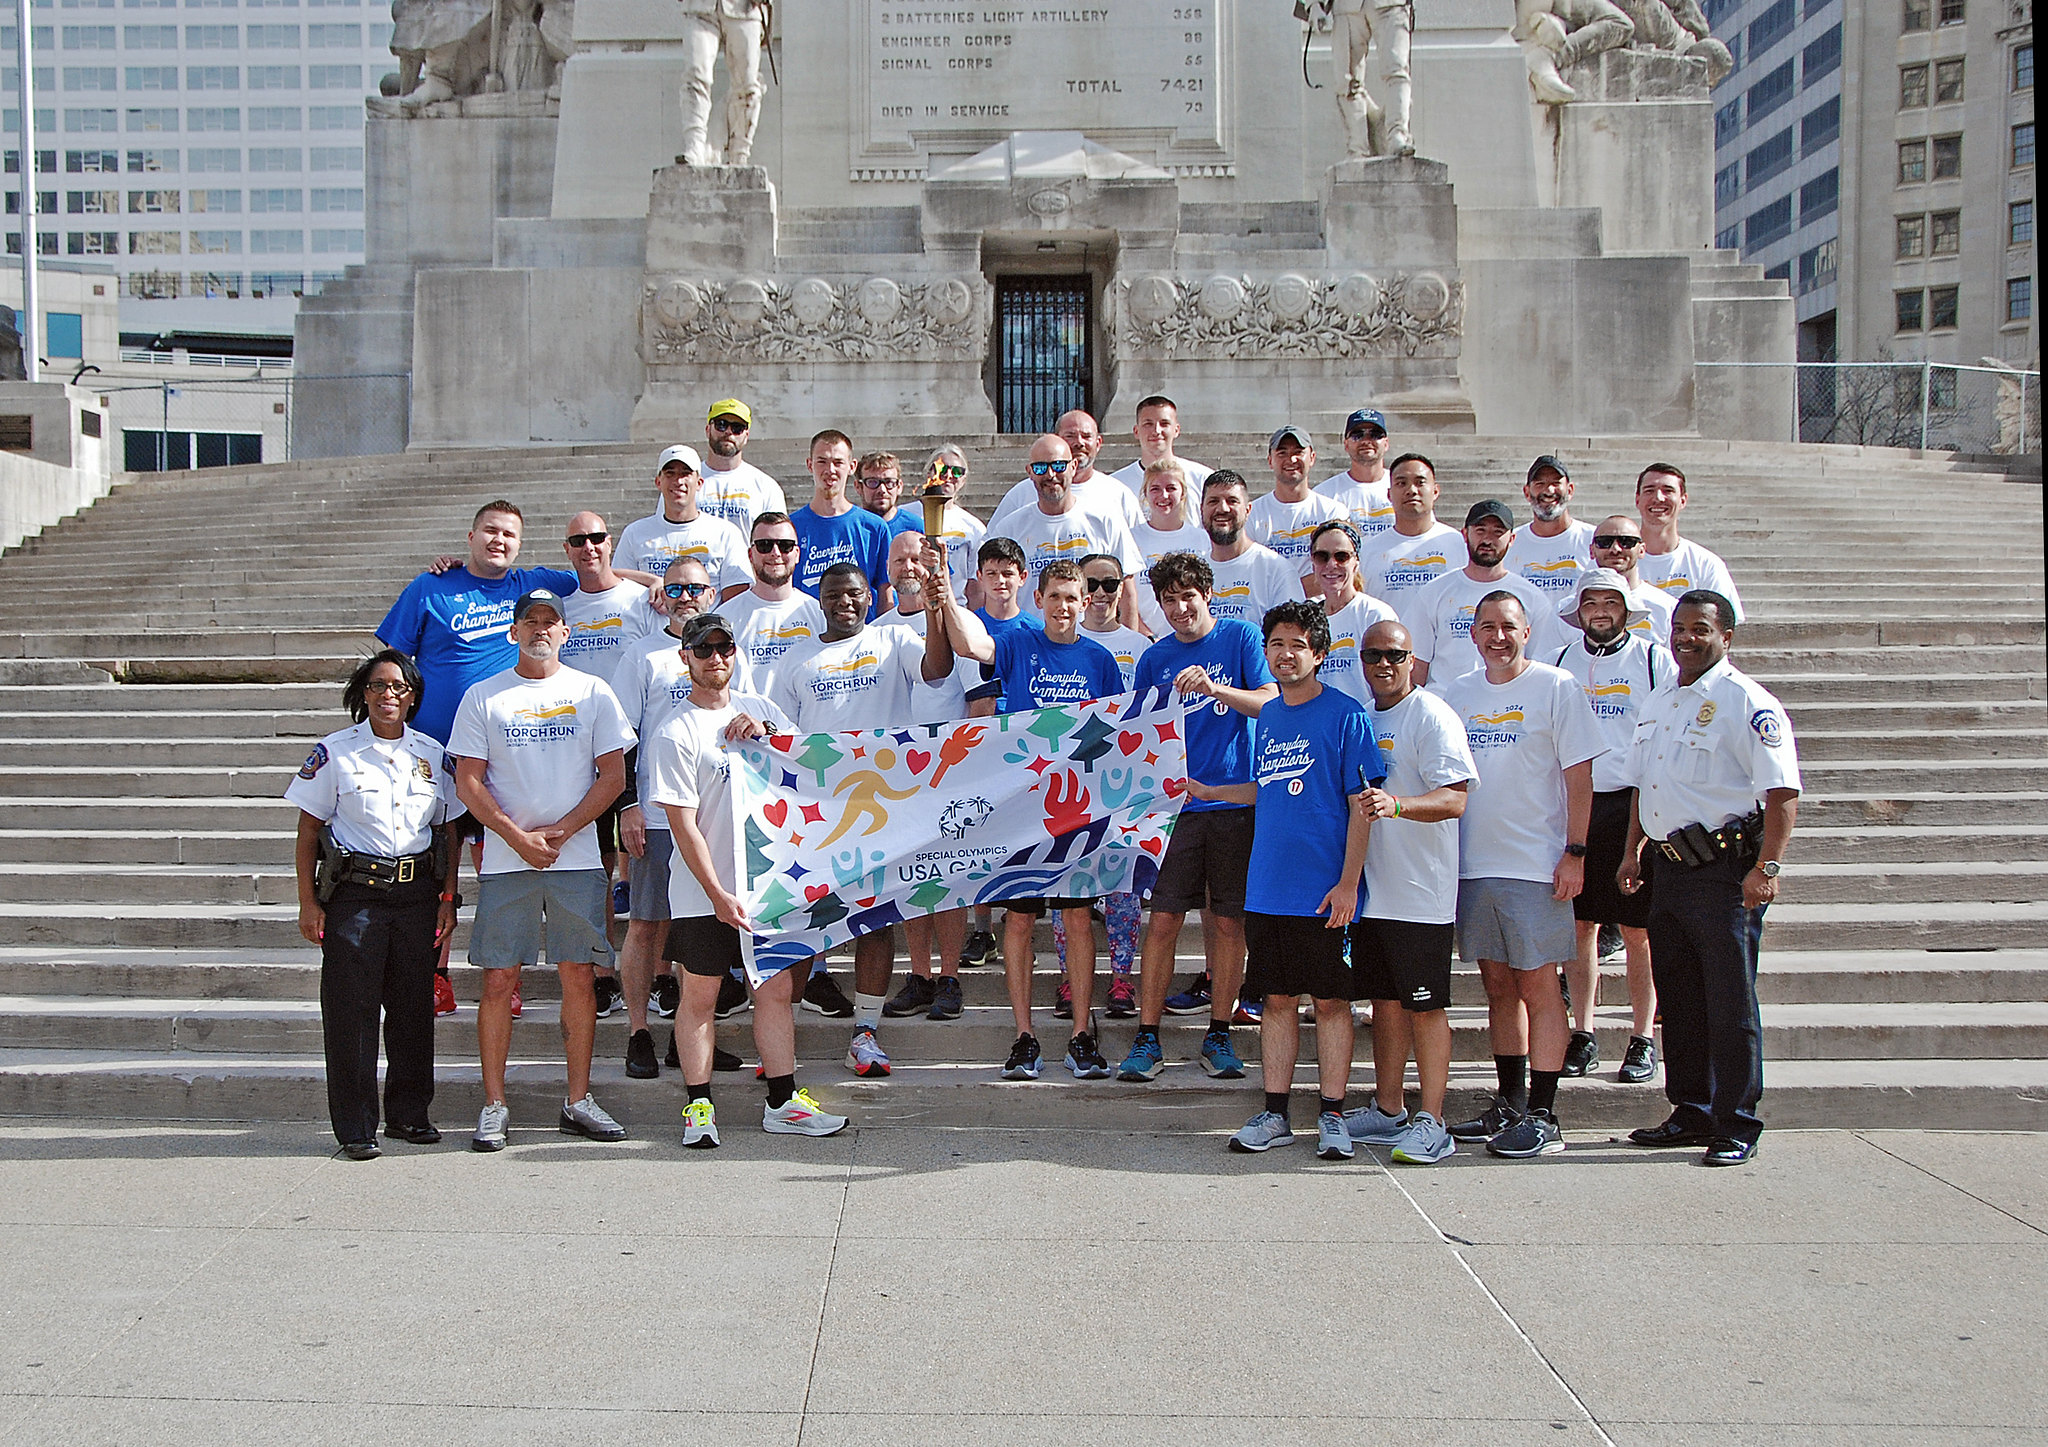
[1645,851,1767,1145]
[320,875,439,1146]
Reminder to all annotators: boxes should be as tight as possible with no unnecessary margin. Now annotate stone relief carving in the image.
[1109,271,1463,360]
[1513,0,1731,104]
[368,0,571,118]
[642,275,986,364]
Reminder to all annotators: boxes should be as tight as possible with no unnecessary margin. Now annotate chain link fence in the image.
[95,373,410,470]
[1701,360,2041,455]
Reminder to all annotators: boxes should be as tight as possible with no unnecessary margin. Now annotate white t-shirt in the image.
[1315,472,1397,544]
[1400,567,1559,691]
[696,459,787,536]
[1551,634,1676,794]
[884,606,983,723]
[985,503,1144,583]
[771,622,931,732]
[994,470,1142,535]
[1207,543,1304,628]
[925,501,989,602]
[1363,687,1478,925]
[609,626,756,804]
[1504,520,1596,608]
[1363,522,1464,606]
[1247,490,1347,576]
[1437,662,1604,884]
[645,691,790,914]
[1080,622,1150,689]
[1130,520,1211,635]
[559,579,658,679]
[1319,591,1401,705]
[1111,456,1212,496]
[612,509,753,593]
[722,589,826,698]
[1637,538,1744,623]
[283,722,453,857]
[447,666,637,875]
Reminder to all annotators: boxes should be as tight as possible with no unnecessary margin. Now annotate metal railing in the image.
[94,371,410,469]
[1700,359,2040,455]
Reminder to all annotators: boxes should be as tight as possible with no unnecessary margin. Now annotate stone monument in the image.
[294,1,1793,456]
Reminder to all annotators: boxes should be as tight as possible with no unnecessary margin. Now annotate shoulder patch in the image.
[1750,709,1784,747]
[298,743,329,780]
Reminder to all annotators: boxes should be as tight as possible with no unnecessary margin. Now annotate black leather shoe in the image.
[1702,1136,1758,1167]
[1628,1117,1717,1149]
[384,1123,441,1145]
[341,1141,381,1161]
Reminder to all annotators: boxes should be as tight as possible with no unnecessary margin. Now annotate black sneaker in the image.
[1617,1034,1658,1084]
[1000,1031,1043,1081]
[959,929,997,969]
[1597,923,1626,964]
[1486,1107,1565,1158]
[1448,1094,1520,1142]
[592,975,624,1018]
[625,1028,660,1079]
[664,1029,680,1069]
[801,970,855,1018]
[883,974,936,1018]
[713,1045,743,1072]
[927,976,963,1021]
[714,973,749,1019]
[1064,1029,1111,1079]
[1561,1029,1599,1077]
[651,974,680,1019]
[1052,979,1073,1020]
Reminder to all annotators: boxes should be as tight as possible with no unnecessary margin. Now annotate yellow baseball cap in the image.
[707,398,753,427]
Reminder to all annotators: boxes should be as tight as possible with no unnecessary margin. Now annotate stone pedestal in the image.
[1546,50,1716,255]
[644,162,779,273]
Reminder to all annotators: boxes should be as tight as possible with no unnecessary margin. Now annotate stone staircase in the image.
[0,434,2042,1132]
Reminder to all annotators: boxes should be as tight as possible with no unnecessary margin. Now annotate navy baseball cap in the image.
[1463,499,1516,530]
[1345,408,1388,438]
[513,588,567,622]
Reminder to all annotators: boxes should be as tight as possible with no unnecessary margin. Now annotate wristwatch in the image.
[1757,860,1781,879]
[1563,843,1587,858]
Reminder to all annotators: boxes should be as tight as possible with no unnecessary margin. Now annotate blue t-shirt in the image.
[875,508,925,541]
[983,629,1124,713]
[1245,685,1381,917]
[963,606,1043,707]
[376,564,578,744]
[1130,618,1273,814]
[790,506,894,612]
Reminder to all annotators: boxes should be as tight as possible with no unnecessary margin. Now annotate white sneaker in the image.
[471,1101,509,1152]
[682,1097,720,1150]
[845,1027,891,1078]
[763,1087,849,1136]
[559,1093,628,1142]
[1228,1111,1295,1153]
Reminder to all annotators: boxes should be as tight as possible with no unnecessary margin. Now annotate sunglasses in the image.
[664,582,713,599]
[1359,648,1412,665]
[751,537,797,555]
[931,464,968,481]
[1084,576,1122,594]
[687,639,736,659]
[1028,460,1072,477]
[1310,549,1355,565]
[565,530,608,547]
[1347,429,1385,441]
[710,417,748,433]
[1592,535,1643,549]
[363,680,415,697]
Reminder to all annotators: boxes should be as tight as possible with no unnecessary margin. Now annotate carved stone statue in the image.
[1318,0,1416,159]
[1513,0,1634,104]
[680,0,768,167]
[372,0,571,115]
[1613,0,1734,85]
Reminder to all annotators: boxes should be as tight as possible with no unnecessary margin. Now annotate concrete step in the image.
[1791,729,2048,762]
[0,739,330,766]
[1797,792,2048,825]
[1776,861,2048,904]
[0,712,333,740]
[1760,900,2048,951]
[1793,825,2048,863]
[1762,672,2043,704]
[0,830,292,865]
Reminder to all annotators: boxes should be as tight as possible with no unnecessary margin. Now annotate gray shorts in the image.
[1456,876,1576,972]
[470,868,615,970]
[627,829,672,923]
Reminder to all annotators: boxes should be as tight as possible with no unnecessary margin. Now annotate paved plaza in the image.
[0,1120,2042,1445]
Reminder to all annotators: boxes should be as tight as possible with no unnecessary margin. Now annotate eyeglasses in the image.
[1084,576,1122,594]
[565,530,608,547]
[687,639,737,659]
[1592,534,1643,549]
[1028,460,1072,477]
[363,680,415,697]
[751,537,797,555]
[1359,648,1412,665]
[710,417,748,433]
[664,582,713,599]
[860,474,902,489]
[1310,549,1355,565]
[931,464,967,481]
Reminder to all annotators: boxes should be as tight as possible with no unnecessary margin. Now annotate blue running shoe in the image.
[611,879,630,915]
[1116,1032,1165,1081]
[1163,973,1212,1015]
[1199,1029,1245,1080]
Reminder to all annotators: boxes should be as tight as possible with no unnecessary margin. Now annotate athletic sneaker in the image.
[1315,1111,1355,1161]
[1486,1107,1565,1159]
[1448,1094,1521,1142]
[470,1101,509,1152]
[625,1027,659,1079]
[1000,1032,1043,1081]
[763,1088,849,1136]
[1617,1034,1659,1084]
[927,976,963,1021]
[1231,999,1264,1025]
[845,1027,891,1078]
[651,974,680,1020]
[611,878,630,915]
[434,970,457,1018]
[1562,1029,1600,1077]
[593,975,624,1017]
[1116,1032,1165,1081]
[1597,922,1625,963]
[1389,1111,1456,1165]
[1343,1100,1410,1145]
[1105,977,1138,1019]
[1163,973,1212,1015]
[802,971,856,1018]
[959,929,997,969]
[681,1097,719,1149]
[882,975,935,1018]
[1065,1030,1112,1079]
[713,1045,742,1072]
[560,1093,628,1142]
[1053,978,1073,1019]
[1229,1111,1295,1153]
[1199,1029,1246,1080]
[714,973,750,1019]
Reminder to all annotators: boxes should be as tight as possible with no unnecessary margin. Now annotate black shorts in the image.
[455,810,485,845]
[1573,789,1654,929]
[663,914,744,980]
[1148,807,1254,918]
[1348,916,1454,1012]
[1001,895,1095,916]
[595,799,622,858]
[1243,911,1356,1001]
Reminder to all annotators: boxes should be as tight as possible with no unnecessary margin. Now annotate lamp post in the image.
[13,0,37,381]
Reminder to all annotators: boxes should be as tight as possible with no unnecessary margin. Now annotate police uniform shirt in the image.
[1552,633,1675,794]
[284,723,453,857]
[1625,656,1801,839]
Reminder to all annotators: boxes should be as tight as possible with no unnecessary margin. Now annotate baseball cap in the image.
[1560,567,1651,632]
[1344,408,1388,438]
[1526,454,1569,482]
[513,588,567,623]
[707,398,753,427]
[656,444,702,475]
[1268,424,1313,451]
[675,612,735,649]
[1463,498,1516,530]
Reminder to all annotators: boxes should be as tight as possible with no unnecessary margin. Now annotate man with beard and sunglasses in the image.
[987,433,1145,630]
[1580,512,1675,646]
[722,512,827,699]
[1402,500,1554,691]
[697,399,787,535]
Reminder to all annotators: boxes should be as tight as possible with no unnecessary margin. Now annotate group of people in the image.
[289,394,1799,1169]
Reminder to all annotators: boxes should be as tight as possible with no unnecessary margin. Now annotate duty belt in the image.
[1656,811,1762,869]
[334,850,435,888]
